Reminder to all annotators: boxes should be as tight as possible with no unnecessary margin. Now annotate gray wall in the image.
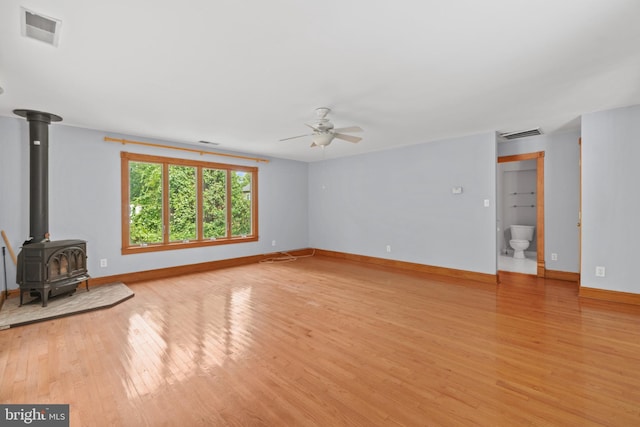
[8,104,637,293]
[309,132,497,275]
[581,104,640,293]
[497,130,581,273]
[0,116,309,290]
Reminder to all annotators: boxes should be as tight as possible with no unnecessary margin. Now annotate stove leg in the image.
[42,290,48,307]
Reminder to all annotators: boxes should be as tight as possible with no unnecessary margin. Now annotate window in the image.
[121,152,258,254]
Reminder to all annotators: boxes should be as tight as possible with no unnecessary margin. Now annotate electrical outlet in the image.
[551,253,558,261]
[271,240,276,247]
[386,245,391,253]
[484,199,490,207]
[100,258,108,268]
[595,266,606,277]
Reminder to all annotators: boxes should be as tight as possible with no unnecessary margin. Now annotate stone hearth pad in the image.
[0,282,134,329]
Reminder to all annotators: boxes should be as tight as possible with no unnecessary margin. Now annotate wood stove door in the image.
[47,245,87,283]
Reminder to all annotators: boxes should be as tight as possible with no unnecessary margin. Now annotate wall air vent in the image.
[499,128,542,140]
[21,7,62,46]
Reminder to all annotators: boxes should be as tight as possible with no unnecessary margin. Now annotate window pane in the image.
[202,168,227,239]
[169,165,197,242]
[123,152,258,254]
[231,171,252,237]
[129,161,163,245]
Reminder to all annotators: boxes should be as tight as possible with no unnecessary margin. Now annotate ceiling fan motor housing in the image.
[314,119,334,131]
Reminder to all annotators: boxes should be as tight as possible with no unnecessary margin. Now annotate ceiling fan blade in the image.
[279,133,312,141]
[334,133,362,143]
[305,123,321,132]
[333,126,363,133]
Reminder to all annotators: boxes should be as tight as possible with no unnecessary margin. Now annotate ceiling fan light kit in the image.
[280,107,363,148]
[311,133,334,147]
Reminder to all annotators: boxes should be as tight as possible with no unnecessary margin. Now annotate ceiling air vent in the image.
[198,140,220,146]
[21,7,62,46]
[499,128,542,140]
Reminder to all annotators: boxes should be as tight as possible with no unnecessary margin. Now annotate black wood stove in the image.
[14,109,89,307]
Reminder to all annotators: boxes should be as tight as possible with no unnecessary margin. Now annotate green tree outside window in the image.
[123,152,258,253]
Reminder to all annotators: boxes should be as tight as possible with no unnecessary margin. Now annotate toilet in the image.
[509,225,535,259]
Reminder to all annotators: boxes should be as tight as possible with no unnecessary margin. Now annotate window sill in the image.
[122,236,259,255]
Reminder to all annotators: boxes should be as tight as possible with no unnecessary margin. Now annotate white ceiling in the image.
[1,0,639,162]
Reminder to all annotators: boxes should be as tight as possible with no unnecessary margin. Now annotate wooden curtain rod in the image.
[104,137,270,163]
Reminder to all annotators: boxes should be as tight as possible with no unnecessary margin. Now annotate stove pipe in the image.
[13,109,63,244]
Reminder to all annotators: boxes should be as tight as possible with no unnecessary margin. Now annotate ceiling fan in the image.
[280,107,363,148]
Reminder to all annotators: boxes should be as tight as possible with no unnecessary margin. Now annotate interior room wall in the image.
[0,117,23,292]
[581,104,640,294]
[497,130,580,273]
[308,132,497,275]
[0,116,309,290]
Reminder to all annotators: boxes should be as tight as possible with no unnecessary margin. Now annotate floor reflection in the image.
[123,311,168,399]
[123,285,254,398]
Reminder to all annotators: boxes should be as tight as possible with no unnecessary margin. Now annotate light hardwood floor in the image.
[1,256,639,426]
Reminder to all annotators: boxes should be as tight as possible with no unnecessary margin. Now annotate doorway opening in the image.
[497,152,545,277]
